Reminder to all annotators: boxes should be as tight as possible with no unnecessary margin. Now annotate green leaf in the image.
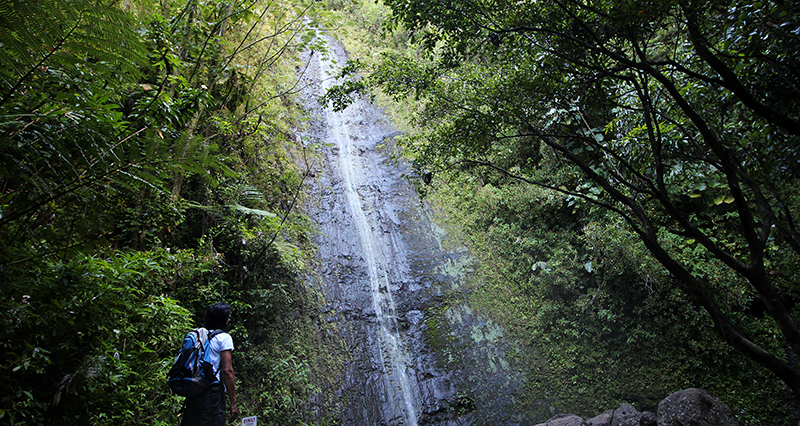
[230,204,277,219]
[532,261,548,271]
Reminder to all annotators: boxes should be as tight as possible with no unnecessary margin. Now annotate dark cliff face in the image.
[298,32,530,426]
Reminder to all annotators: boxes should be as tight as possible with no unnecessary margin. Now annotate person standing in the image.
[181,302,239,426]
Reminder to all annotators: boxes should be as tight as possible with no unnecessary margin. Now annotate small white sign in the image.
[242,416,257,426]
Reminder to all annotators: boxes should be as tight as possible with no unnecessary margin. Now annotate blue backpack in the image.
[167,328,223,397]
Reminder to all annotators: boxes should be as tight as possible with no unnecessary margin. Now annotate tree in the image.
[341,0,800,400]
[0,0,337,423]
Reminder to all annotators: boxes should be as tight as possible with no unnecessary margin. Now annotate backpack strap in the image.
[206,329,226,386]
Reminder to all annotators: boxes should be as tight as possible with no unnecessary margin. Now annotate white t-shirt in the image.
[208,330,234,381]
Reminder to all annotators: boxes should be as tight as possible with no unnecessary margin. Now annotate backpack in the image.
[167,328,223,397]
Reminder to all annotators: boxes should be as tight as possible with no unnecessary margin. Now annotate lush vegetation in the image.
[0,0,343,424]
[4,0,799,424]
[323,0,800,423]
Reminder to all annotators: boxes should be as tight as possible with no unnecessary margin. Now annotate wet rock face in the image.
[299,33,424,426]
[299,32,525,425]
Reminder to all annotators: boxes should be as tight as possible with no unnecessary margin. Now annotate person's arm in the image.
[219,349,239,422]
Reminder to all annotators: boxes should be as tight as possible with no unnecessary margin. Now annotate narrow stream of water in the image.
[301,31,422,425]
[316,39,419,425]
[300,31,526,426]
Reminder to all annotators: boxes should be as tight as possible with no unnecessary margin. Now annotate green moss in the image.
[425,307,453,352]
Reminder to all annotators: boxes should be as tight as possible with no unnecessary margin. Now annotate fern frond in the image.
[0,0,147,107]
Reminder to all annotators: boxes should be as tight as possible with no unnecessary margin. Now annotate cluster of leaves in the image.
[324,0,800,424]
[0,0,343,424]
[319,0,425,133]
[1,251,201,425]
[428,175,790,423]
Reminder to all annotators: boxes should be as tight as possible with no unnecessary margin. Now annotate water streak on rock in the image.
[300,31,526,426]
[308,32,418,425]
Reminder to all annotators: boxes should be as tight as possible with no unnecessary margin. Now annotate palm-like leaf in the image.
[0,0,152,243]
[0,0,146,108]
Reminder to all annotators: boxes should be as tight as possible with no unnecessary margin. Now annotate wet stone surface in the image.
[298,32,529,426]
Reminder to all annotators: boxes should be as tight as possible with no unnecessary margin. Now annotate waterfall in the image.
[308,32,419,425]
[300,29,525,426]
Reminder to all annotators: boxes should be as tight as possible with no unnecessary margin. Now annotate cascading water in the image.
[317,38,418,426]
[301,31,421,425]
[299,31,528,426]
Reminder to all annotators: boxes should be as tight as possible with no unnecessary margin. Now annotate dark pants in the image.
[181,385,225,426]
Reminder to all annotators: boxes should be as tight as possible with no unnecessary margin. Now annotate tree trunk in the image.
[640,232,800,400]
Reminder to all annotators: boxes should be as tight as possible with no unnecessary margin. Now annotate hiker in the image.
[181,302,239,426]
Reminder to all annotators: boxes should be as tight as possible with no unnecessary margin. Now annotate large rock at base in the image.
[612,403,642,426]
[535,414,587,426]
[640,411,657,426]
[586,410,613,426]
[657,388,740,426]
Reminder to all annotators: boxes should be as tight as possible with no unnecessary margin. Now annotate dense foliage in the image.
[0,0,343,424]
[4,0,798,423]
[323,0,800,423]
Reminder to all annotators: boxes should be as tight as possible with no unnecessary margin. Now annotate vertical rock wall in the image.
[298,32,528,425]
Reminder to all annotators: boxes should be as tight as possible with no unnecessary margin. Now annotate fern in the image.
[0,0,147,109]
[0,0,156,238]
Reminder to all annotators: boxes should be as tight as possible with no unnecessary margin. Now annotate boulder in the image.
[657,388,739,426]
[640,411,657,426]
[612,403,642,426]
[586,409,613,426]
[535,414,587,426]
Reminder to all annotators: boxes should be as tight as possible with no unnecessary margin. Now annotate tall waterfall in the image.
[319,39,419,425]
[303,32,420,425]
[299,30,525,426]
